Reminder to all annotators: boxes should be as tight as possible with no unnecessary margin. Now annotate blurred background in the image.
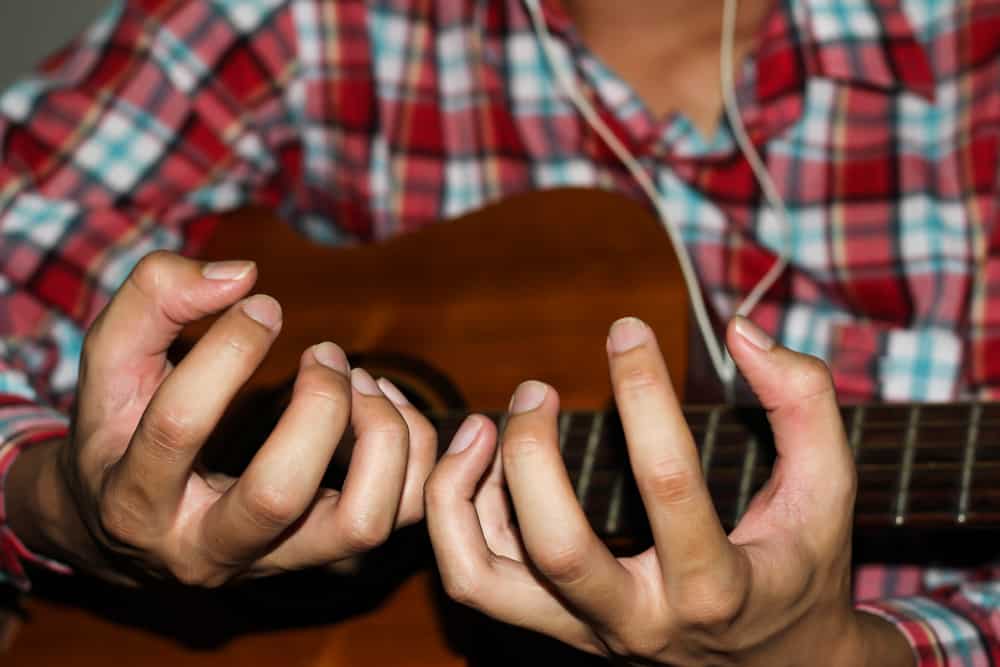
[0,0,110,89]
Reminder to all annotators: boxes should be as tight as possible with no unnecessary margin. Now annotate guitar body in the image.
[184,187,691,410]
[11,189,691,665]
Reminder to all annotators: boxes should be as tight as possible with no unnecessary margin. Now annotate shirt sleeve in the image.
[855,565,1000,666]
[0,0,307,590]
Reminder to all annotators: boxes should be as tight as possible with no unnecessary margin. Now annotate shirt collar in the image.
[530,0,935,154]
[797,0,935,101]
[727,0,935,147]
[537,0,935,102]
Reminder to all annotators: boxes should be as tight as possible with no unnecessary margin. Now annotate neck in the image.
[560,0,772,55]
[559,0,774,136]
[561,0,756,44]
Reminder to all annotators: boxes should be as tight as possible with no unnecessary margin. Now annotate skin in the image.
[6,252,438,586]
[6,2,916,663]
[425,317,915,666]
[562,0,775,137]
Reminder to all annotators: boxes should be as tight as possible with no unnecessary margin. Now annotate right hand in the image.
[7,251,436,586]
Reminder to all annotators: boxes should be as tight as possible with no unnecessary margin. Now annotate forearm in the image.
[5,437,84,568]
[850,610,916,667]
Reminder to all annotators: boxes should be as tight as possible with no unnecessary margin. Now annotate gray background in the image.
[0,1,111,89]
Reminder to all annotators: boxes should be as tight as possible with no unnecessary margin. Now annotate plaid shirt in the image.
[2,0,1000,662]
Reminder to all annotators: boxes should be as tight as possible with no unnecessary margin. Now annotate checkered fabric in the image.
[2,0,1000,662]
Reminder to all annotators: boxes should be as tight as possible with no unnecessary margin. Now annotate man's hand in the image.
[425,316,914,666]
[7,251,436,586]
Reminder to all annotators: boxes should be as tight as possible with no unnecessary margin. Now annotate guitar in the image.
[8,189,999,665]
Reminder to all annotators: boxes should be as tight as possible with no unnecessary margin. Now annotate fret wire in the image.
[568,458,1000,477]
[436,403,997,428]
[735,436,758,521]
[893,405,921,526]
[957,402,982,524]
[849,405,866,460]
[575,412,605,508]
[428,403,996,530]
[604,470,626,535]
[559,412,573,454]
[700,406,722,477]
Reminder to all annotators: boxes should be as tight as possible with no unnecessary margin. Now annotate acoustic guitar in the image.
[7,189,1000,665]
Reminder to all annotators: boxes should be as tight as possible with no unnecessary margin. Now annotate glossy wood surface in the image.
[9,189,691,665]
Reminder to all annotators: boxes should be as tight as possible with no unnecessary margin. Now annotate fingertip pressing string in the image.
[523,0,792,391]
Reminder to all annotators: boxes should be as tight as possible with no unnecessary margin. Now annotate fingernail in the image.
[734,316,774,351]
[377,378,410,406]
[509,380,548,415]
[311,342,349,375]
[608,317,650,354]
[448,416,483,455]
[203,260,254,281]
[351,368,382,396]
[241,294,281,330]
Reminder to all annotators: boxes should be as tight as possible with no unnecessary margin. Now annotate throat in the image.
[562,0,773,139]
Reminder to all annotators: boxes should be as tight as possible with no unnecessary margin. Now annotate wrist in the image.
[841,609,916,667]
[5,437,86,569]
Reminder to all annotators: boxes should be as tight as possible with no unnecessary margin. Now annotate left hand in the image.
[425,316,914,666]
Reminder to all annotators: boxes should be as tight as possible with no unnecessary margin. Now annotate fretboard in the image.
[430,402,1000,540]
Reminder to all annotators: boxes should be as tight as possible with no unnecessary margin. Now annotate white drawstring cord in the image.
[720,0,792,317]
[522,0,791,390]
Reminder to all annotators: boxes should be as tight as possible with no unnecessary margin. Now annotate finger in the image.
[203,342,351,564]
[377,378,437,527]
[501,381,634,633]
[607,317,737,587]
[726,317,855,525]
[425,416,599,653]
[79,252,256,433]
[249,369,413,569]
[325,369,410,557]
[109,294,282,515]
[426,415,499,583]
[474,433,523,560]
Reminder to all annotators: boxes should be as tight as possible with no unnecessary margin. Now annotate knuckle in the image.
[612,629,671,659]
[617,365,661,396]
[643,459,697,506]
[297,370,350,410]
[405,413,437,451]
[97,492,148,547]
[501,433,547,463]
[673,578,746,628]
[365,416,410,445]
[423,473,453,513]
[130,251,174,294]
[396,486,426,526]
[170,561,227,588]
[137,408,191,464]
[221,331,257,358]
[395,503,424,527]
[242,484,301,530]
[442,571,482,608]
[534,540,590,585]
[342,513,392,553]
[790,355,835,399]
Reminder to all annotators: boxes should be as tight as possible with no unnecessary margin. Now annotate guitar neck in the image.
[430,401,1000,537]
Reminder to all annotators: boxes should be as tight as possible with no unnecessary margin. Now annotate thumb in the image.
[726,316,853,497]
[79,251,257,421]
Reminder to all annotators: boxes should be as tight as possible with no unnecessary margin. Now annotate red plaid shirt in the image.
[2,0,1000,663]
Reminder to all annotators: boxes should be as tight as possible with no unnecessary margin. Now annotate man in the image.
[1,0,998,664]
